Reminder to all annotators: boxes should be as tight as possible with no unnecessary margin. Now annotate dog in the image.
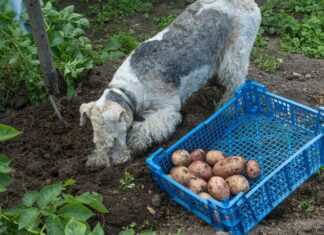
[80,0,261,167]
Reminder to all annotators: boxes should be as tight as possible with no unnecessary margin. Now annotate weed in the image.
[119,222,156,235]
[299,199,315,213]
[254,54,283,73]
[98,30,139,63]
[89,0,153,27]
[260,0,324,58]
[177,228,184,235]
[120,168,135,190]
[155,13,177,30]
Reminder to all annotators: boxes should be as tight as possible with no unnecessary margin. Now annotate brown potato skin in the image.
[190,149,206,162]
[170,166,191,185]
[188,176,207,193]
[236,156,246,167]
[213,156,245,178]
[171,149,191,166]
[199,192,211,200]
[206,150,225,166]
[207,176,230,201]
[188,161,213,181]
[246,160,260,178]
[225,175,250,195]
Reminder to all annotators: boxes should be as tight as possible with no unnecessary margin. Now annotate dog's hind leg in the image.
[127,108,182,152]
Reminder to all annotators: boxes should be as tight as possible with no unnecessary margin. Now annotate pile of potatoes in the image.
[169,149,260,201]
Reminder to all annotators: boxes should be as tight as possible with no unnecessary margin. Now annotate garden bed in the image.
[1,0,323,234]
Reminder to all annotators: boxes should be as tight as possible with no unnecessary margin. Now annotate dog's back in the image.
[110,0,260,108]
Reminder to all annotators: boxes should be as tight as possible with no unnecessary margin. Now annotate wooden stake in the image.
[24,0,65,123]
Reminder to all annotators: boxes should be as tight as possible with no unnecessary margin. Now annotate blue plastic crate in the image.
[146,79,324,234]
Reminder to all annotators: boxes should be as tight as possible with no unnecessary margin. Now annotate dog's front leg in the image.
[127,108,182,152]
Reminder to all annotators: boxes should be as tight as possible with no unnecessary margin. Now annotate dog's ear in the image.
[79,102,96,126]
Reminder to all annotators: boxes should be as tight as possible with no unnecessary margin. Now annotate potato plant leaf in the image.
[45,215,64,235]
[22,191,39,207]
[64,219,87,235]
[63,178,76,188]
[75,192,108,213]
[59,203,95,221]
[37,183,63,208]
[91,223,104,235]
[0,124,22,142]
[18,208,40,230]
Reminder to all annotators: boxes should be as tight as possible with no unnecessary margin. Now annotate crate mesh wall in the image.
[147,80,323,234]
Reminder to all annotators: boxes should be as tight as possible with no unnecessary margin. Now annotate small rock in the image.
[146,205,156,215]
[151,194,162,208]
[292,72,302,78]
[305,73,311,78]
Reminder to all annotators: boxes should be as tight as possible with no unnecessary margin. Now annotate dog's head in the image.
[80,97,133,149]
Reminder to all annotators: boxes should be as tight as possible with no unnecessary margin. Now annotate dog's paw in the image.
[109,148,132,165]
[127,123,151,153]
[86,151,110,168]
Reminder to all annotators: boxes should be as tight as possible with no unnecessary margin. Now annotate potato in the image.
[236,156,246,166]
[206,150,225,166]
[189,148,206,162]
[199,192,211,200]
[246,160,260,178]
[188,176,207,193]
[213,156,245,178]
[188,161,213,181]
[171,149,191,166]
[207,176,230,201]
[225,175,250,195]
[170,166,191,185]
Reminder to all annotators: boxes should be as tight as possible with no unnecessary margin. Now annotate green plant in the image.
[99,30,139,63]
[118,222,156,235]
[260,0,324,58]
[299,198,315,213]
[89,0,152,27]
[119,169,135,190]
[0,179,108,234]
[155,13,177,30]
[254,54,283,73]
[316,166,324,180]
[0,124,21,192]
[0,0,109,106]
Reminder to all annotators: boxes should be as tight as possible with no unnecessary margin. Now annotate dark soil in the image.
[0,60,223,235]
[1,0,324,234]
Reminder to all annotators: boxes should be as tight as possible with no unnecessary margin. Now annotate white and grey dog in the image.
[80,0,261,167]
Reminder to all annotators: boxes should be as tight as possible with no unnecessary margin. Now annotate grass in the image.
[155,13,177,30]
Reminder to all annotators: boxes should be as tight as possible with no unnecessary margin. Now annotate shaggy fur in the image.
[80,0,261,167]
